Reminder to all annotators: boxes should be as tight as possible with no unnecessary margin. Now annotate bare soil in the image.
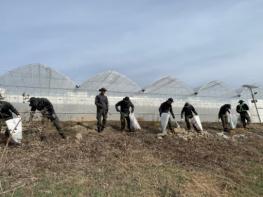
[0,121,262,197]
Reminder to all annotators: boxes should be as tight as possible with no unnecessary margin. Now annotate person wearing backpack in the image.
[236,100,251,128]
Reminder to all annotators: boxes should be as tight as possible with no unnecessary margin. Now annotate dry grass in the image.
[0,121,263,196]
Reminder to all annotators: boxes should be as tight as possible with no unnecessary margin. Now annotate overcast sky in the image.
[0,0,262,88]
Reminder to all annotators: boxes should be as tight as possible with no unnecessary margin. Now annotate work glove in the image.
[172,115,175,119]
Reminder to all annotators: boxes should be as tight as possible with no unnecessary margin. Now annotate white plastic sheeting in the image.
[143,76,194,97]
[80,70,141,93]
[195,81,236,98]
[0,64,263,123]
[0,64,76,95]
[237,86,263,100]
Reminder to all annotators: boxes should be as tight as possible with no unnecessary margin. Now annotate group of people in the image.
[218,100,251,132]
[95,88,251,134]
[158,98,198,132]
[95,89,199,133]
[95,88,135,133]
[0,88,251,142]
[95,88,251,132]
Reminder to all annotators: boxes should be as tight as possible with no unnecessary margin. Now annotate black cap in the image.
[238,100,244,104]
[226,104,231,108]
[124,97,130,101]
[28,97,36,102]
[99,88,107,92]
[168,98,174,102]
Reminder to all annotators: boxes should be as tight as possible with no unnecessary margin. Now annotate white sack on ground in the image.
[227,113,237,129]
[129,113,141,130]
[160,113,170,135]
[190,115,203,131]
[6,117,22,144]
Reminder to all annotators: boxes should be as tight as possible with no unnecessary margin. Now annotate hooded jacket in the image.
[0,101,19,119]
[29,97,55,114]
[159,101,175,118]
[218,104,231,118]
[181,103,197,119]
[115,99,134,114]
[236,102,249,114]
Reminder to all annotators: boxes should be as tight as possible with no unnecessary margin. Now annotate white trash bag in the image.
[227,113,237,129]
[159,113,170,135]
[190,115,203,131]
[5,117,22,144]
[129,113,141,130]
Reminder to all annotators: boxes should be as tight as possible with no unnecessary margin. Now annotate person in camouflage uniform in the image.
[28,97,65,138]
[95,88,109,132]
[0,93,20,137]
[115,97,135,132]
[236,100,251,128]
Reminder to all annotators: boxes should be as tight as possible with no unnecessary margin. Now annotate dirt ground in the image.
[0,121,262,197]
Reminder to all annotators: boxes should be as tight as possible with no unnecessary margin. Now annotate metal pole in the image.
[249,87,262,123]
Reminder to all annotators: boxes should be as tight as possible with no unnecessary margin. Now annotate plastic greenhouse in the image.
[80,70,141,95]
[142,76,194,98]
[0,64,262,122]
[194,81,236,99]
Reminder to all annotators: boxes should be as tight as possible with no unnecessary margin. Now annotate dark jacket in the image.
[181,104,197,119]
[159,101,175,118]
[29,98,55,114]
[236,103,249,114]
[0,101,20,119]
[218,104,231,118]
[115,99,134,114]
[95,94,109,111]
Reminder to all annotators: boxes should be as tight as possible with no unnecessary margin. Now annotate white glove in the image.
[17,115,21,118]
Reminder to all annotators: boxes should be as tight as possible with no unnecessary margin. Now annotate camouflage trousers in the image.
[96,109,108,132]
[0,119,9,139]
[0,119,7,134]
[120,112,131,131]
[220,114,229,132]
[40,109,64,136]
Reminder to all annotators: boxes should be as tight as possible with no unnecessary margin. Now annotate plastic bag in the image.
[129,113,141,130]
[160,113,170,134]
[5,117,22,144]
[190,115,203,131]
[227,113,237,129]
